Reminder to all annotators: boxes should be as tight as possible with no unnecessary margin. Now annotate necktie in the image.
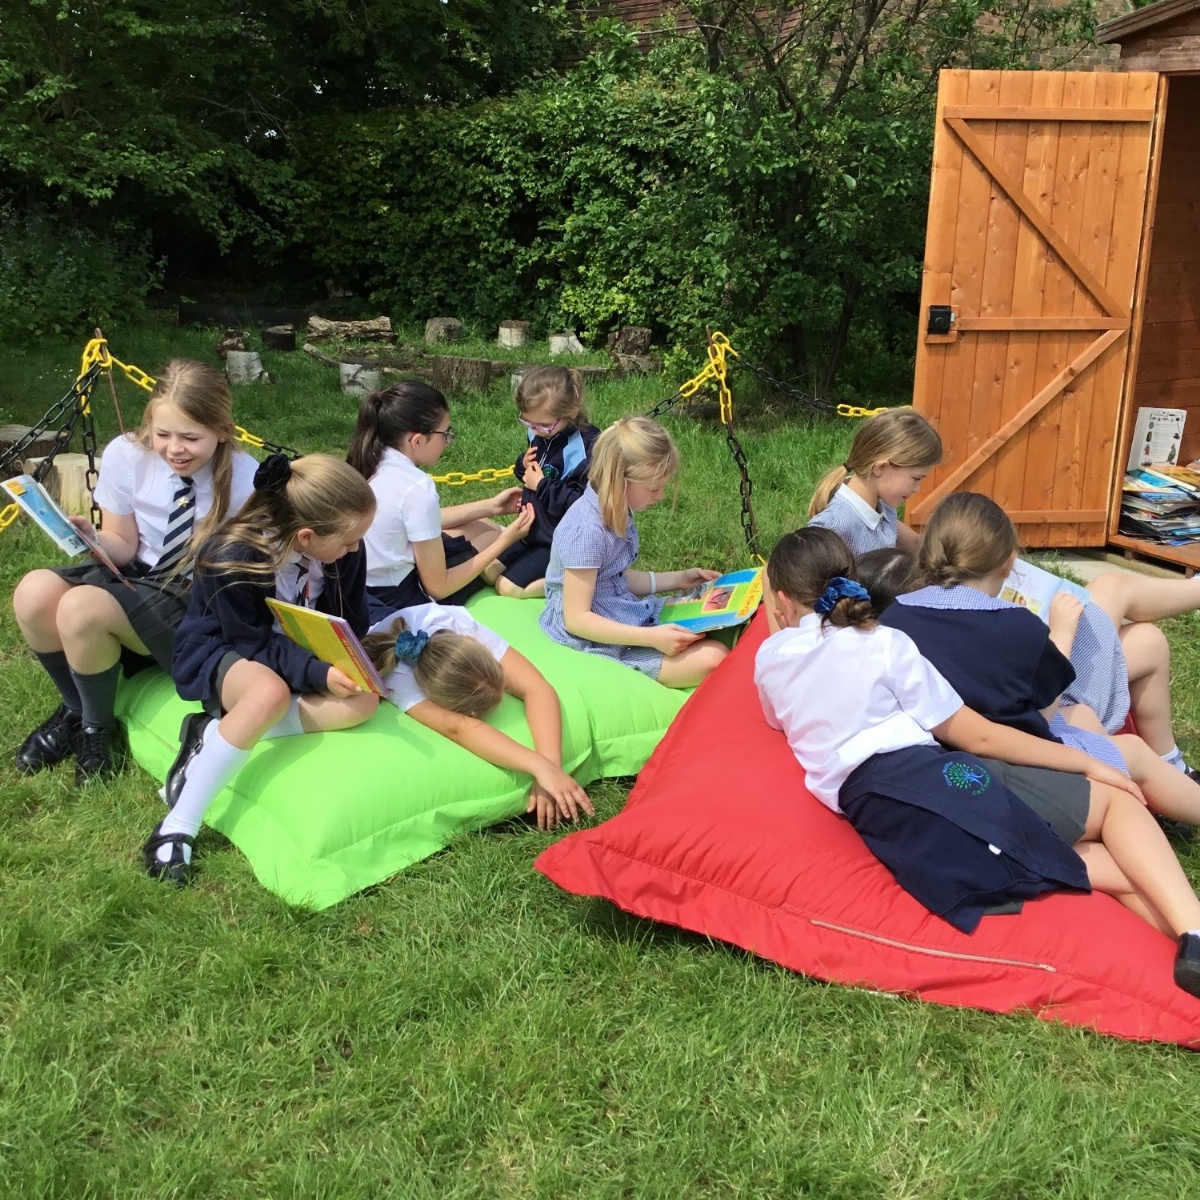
[149,476,195,579]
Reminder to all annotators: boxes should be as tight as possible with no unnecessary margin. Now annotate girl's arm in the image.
[625,567,721,597]
[896,521,921,553]
[77,508,140,567]
[440,487,523,528]
[411,506,535,599]
[561,567,700,655]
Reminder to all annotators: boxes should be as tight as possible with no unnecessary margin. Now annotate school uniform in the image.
[807,483,899,556]
[1062,603,1130,734]
[754,617,1090,933]
[362,446,482,620]
[539,485,665,678]
[51,436,257,672]
[368,603,509,711]
[496,422,600,587]
[172,540,370,714]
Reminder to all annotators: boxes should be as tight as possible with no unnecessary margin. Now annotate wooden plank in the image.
[941,106,1156,121]
[957,316,1126,330]
[1006,510,1108,522]
[1142,261,1200,323]
[1120,45,1200,72]
[1108,533,1200,573]
[1132,341,1200,382]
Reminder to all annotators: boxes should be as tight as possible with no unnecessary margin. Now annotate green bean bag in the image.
[117,594,689,909]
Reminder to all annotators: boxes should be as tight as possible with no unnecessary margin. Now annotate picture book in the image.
[1126,407,1185,470]
[657,567,764,633]
[265,598,390,699]
[2,474,126,580]
[999,558,1089,621]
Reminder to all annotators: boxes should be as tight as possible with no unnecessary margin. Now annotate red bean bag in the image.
[535,611,1200,1048]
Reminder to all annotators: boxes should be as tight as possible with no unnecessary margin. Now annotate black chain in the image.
[81,399,101,527]
[258,436,303,460]
[641,389,687,422]
[0,364,104,478]
[736,356,837,415]
[724,424,761,561]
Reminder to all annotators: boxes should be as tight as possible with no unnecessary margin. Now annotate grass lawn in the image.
[3,321,1200,1198]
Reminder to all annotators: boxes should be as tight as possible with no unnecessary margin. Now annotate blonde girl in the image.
[538,416,728,688]
[346,380,534,621]
[807,407,942,554]
[481,365,602,599]
[363,604,593,830]
[145,454,378,885]
[12,360,257,786]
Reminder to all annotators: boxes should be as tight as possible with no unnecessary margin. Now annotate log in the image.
[428,355,495,395]
[215,329,248,359]
[302,342,340,368]
[339,361,383,396]
[425,317,464,345]
[497,320,532,348]
[263,324,297,352]
[226,351,266,384]
[549,332,586,356]
[615,353,663,376]
[1,425,69,470]
[24,453,93,516]
[306,315,395,343]
[606,325,653,356]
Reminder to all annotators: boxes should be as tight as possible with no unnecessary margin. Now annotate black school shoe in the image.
[15,704,82,774]
[1174,933,1200,998]
[142,821,195,887]
[73,723,125,787]
[163,711,214,810]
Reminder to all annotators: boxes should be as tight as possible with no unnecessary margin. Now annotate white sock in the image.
[157,724,250,864]
[262,696,304,740]
[1162,745,1188,773]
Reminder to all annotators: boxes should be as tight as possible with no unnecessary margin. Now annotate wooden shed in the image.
[908,0,1200,569]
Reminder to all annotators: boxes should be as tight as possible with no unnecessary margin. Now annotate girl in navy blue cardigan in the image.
[144,454,379,885]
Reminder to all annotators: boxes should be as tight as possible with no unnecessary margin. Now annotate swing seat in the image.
[117,595,689,909]
[534,610,1200,1049]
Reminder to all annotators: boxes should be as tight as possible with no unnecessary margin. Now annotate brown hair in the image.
[808,407,942,517]
[363,615,505,718]
[767,526,875,629]
[199,454,376,580]
[589,416,679,536]
[135,359,239,564]
[855,547,916,616]
[916,492,1018,587]
[516,366,587,426]
[346,380,449,480]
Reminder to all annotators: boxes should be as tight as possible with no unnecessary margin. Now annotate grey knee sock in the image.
[70,663,122,729]
[35,651,82,714]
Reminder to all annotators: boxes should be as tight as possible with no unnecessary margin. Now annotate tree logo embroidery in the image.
[942,760,991,795]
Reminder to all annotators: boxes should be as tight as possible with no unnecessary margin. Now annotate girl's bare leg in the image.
[1111,734,1200,823]
[1088,571,1200,625]
[1073,842,1173,935]
[12,569,74,653]
[1059,703,1108,735]
[298,691,378,732]
[656,639,729,688]
[495,576,546,599]
[56,586,150,673]
[1118,623,1178,757]
[446,519,503,551]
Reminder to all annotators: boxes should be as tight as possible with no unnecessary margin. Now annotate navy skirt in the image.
[365,533,485,622]
[840,746,1090,933]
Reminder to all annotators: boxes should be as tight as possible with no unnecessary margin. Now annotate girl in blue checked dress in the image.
[539,416,728,688]
[756,526,1200,994]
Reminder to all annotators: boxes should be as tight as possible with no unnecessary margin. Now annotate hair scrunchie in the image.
[814,576,870,615]
[254,453,292,493]
[394,629,430,664]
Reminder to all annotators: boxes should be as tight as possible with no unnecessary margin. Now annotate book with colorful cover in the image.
[2,473,127,581]
[999,558,1089,621]
[265,597,390,699]
[657,567,764,633]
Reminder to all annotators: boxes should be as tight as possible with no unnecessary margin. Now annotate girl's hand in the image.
[526,765,594,830]
[651,623,705,656]
[492,487,524,516]
[499,504,535,546]
[680,567,721,588]
[524,457,545,490]
[1048,592,1085,641]
[1085,759,1147,806]
[325,667,364,699]
[67,514,97,538]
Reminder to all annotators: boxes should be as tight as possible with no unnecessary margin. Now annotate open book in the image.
[2,473,127,581]
[265,597,390,698]
[657,567,764,633]
[998,558,1089,621]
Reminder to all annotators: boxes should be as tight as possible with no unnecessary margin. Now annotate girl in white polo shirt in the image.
[347,381,534,622]
[754,525,1200,995]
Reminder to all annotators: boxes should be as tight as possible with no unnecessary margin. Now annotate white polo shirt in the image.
[754,614,962,811]
[363,447,443,587]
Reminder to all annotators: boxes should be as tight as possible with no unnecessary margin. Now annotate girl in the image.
[807,407,942,555]
[879,492,1200,829]
[481,366,601,599]
[12,360,258,786]
[347,381,534,622]
[145,454,378,885]
[756,526,1200,994]
[363,604,594,831]
[853,547,916,618]
[538,416,728,689]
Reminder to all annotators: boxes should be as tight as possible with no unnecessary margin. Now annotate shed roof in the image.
[1096,0,1200,44]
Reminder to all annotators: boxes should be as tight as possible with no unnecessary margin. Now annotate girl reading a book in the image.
[538,416,728,688]
[362,605,593,831]
[347,380,534,621]
[756,525,1200,995]
[479,365,601,600]
[145,454,378,885]
[11,360,258,786]
[807,407,942,555]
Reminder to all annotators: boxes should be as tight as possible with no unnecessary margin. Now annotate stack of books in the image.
[1119,465,1200,544]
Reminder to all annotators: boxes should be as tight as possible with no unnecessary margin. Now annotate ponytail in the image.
[347,381,449,480]
[915,492,1018,588]
[808,464,851,518]
[766,526,875,630]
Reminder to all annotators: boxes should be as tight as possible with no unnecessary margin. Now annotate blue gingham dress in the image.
[1061,603,1130,734]
[895,584,1128,774]
[807,484,900,556]
[539,485,665,678]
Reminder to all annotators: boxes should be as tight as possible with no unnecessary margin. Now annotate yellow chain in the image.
[836,403,891,419]
[431,466,516,486]
[0,502,19,531]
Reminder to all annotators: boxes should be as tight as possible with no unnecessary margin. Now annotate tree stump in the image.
[339,361,383,397]
[226,351,266,384]
[1,425,69,469]
[428,355,494,395]
[576,365,615,385]
[497,321,532,348]
[606,325,653,356]
[425,318,464,345]
[263,325,297,352]
[306,315,395,343]
[23,453,93,515]
[215,329,248,359]
[615,353,663,376]
[549,332,586,356]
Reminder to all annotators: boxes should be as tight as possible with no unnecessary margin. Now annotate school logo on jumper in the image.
[942,760,991,795]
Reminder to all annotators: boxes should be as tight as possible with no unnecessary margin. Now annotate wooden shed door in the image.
[910,69,1161,546]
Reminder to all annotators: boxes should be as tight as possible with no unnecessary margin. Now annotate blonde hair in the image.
[589,416,679,536]
[516,366,587,426]
[808,407,942,517]
[135,359,239,564]
[363,616,505,718]
[199,454,376,580]
[916,492,1018,587]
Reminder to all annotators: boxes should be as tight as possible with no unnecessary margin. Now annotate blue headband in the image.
[814,576,870,615]
[394,629,430,663]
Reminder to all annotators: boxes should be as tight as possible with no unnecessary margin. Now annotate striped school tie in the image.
[148,475,195,580]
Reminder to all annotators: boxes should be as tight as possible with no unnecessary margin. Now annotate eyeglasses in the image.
[427,426,457,446]
[518,416,563,437]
